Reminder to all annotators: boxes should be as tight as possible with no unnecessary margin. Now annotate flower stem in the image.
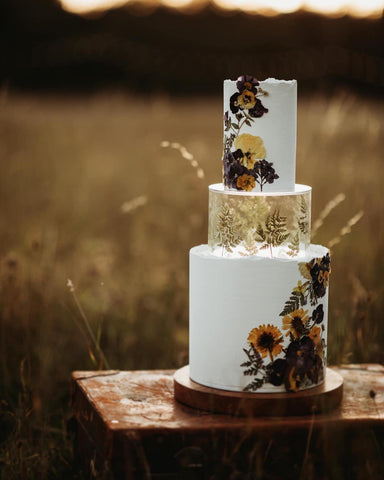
[70,288,111,370]
[268,349,274,363]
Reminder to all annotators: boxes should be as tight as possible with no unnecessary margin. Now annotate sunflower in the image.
[248,324,283,361]
[234,134,266,169]
[282,308,309,338]
[236,174,255,191]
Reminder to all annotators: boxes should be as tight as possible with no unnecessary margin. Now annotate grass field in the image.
[0,89,383,477]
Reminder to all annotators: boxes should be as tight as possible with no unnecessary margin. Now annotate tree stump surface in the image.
[71,364,384,479]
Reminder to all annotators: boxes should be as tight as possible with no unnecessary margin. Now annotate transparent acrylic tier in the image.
[208,183,311,258]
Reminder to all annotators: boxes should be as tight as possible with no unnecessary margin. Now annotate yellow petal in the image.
[234,133,266,160]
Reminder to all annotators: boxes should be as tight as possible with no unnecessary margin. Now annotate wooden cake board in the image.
[174,365,343,417]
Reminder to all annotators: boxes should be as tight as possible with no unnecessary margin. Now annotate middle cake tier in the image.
[209,183,311,259]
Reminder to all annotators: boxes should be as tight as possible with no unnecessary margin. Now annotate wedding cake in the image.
[189,76,331,393]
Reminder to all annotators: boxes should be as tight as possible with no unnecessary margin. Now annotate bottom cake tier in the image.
[189,244,331,393]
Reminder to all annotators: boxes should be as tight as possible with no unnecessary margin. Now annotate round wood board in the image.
[174,365,343,417]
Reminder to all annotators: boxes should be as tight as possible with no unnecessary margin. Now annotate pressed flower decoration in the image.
[211,194,310,258]
[223,75,279,192]
[241,253,330,392]
[247,324,284,361]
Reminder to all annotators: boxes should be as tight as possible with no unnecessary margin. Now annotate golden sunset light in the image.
[60,0,384,17]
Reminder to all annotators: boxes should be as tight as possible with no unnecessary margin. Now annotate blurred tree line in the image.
[0,0,383,94]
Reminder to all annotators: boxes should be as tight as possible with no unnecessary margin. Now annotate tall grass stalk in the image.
[160,140,205,179]
[327,210,364,248]
[66,279,110,370]
[312,193,346,238]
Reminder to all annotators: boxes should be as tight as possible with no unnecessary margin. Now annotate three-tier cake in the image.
[189,76,331,393]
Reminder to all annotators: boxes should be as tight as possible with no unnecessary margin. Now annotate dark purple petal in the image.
[229,92,240,114]
[232,148,244,160]
[224,111,231,131]
[267,358,287,386]
[286,336,315,376]
[236,75,259,93]
[248,98,268,118]
[250,159,279,187]
[312,304,324,324]
[223,151,248,189]
[307,355,324,384]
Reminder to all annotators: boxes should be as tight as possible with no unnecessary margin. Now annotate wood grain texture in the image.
[174,366,343,416]
[71,365,384,479]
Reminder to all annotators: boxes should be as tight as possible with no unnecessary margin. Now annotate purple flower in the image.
[248,98,269,118]
[307,355,324,385]
[223,150,247,189]
[310,253,331,299]
[267,358,287,386]
[312,304,324,324]
[286,336,315,375]
[236,75,259,93]
[224,111,231,131]
[250,159,279,191]
[229,75,268,118]
[285,336,316,392]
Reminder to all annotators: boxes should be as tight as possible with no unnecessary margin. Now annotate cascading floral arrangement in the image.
[223,75,279,192]
[241,253,331,392]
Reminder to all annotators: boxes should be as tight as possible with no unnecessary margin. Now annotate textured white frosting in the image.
[224,78,297,193]
[189,244,329,393]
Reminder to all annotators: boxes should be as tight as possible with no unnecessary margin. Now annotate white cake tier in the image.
[223,77,297,193]
[208,183,311,258]
[189,244,330,393]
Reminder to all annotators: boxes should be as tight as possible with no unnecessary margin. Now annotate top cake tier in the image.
[223,76,297,193]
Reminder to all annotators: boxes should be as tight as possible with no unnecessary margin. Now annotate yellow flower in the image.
[318,267,331,288]
[248,324,283,360]
[282,308,309,338]
[234,133,266,169]
[236,174,255,191]
[293,281,306,296]
[237,89,256,110]
[309,325,322,345]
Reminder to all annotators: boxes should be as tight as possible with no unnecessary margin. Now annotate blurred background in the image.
[0,0,383,478]
[1,0,384,92]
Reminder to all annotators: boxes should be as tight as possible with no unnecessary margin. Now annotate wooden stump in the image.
[71,364,384,479]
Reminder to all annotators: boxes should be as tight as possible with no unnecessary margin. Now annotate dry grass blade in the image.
[327,210,364,248]
[66,278,110,370]
[312,193,346,238]
[160,140,205,179]
[120,195,148,214]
